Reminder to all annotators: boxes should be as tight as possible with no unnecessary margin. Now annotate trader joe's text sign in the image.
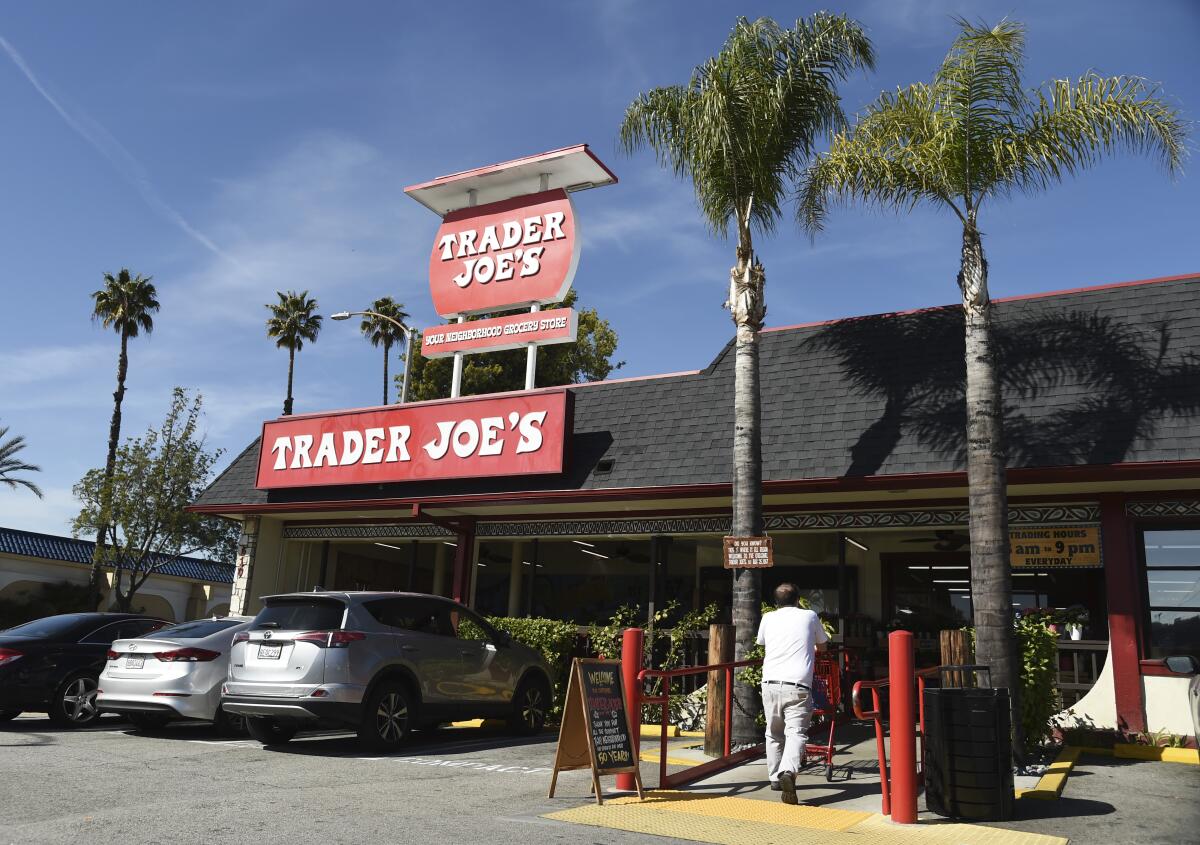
[256,391,571,489]
[1010,525,1102,568]
[429,189,579,317]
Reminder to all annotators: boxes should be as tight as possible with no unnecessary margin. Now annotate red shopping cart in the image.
[803,654,842,781]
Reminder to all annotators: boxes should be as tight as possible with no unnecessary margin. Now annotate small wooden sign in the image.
[1010,525,1103,568]
[723,536,773,569]
[547,658,644,805]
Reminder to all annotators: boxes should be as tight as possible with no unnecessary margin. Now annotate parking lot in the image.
[0,715,689,845]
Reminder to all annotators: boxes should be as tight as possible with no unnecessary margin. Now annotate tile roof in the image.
[194,274,1200,509]
[0,526,235,584]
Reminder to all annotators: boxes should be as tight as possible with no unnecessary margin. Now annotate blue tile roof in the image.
[0,526,235,585]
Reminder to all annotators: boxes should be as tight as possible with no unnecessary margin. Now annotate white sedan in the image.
[98,616,253,733]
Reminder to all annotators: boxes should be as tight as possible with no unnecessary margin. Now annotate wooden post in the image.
[705,623,735,756]
[939,629,971,688]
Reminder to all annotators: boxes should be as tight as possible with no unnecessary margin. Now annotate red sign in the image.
[421,308,577,359]
[255,391,571,490]
[428,189,579,317]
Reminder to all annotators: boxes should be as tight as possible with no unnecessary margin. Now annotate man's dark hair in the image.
[773,583,800,608]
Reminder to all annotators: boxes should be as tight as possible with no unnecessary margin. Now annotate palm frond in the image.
[0,425,43,498]
[91,268,160,339]
[360,296,410,348]
[997,73,1188,194]
[265,290,323,352]
[620,13,872,236]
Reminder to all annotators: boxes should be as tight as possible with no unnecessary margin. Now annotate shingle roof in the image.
[194,274,1200,509]
[0,526,235,584]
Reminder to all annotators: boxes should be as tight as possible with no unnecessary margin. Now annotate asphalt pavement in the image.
[0,714,686,845]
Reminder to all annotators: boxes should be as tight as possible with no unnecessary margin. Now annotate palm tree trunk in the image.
[728,228,767,745]
[284,346,295,416]
[958,220,1024,752]
[383,341,390,405]
[88,331,129,610]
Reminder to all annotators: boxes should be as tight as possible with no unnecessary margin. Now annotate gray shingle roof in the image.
[0,526,235,584]
[194,275,1200,509]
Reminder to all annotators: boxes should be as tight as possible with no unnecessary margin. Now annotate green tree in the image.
[360,296,410,404]
[0,425,43,498]
[265,290,322,416]
[619,14,873,743]
[72,389,238,612]
[799,18,1185,747]
[403,290,623,400]
[88,268,159,608]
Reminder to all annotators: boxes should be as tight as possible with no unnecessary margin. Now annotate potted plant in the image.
[1058,605,1090,640]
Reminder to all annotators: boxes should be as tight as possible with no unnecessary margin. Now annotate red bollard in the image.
[888,630,918,823]
[616,627,644,792]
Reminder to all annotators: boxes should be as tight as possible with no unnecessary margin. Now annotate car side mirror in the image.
[1165,655,1199,675]
[495,631,513,647]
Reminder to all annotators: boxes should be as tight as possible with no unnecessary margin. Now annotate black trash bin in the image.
[922,686,1014,821]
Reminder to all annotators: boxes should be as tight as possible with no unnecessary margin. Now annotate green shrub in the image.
[0,580,91,629]
[965,619,1060,751]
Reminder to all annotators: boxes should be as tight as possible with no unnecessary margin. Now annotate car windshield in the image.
[148,619,243,639]
[3,614,90,638]
[255,599,345,631]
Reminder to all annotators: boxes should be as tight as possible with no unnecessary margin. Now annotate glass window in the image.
[3,614,94,639]
[363,598,447,635]
[1142,529,1200,659]
[81,622,126,644]
[149,619,242,639]
[254,599,346,631]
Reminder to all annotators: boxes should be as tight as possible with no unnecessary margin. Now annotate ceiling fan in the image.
[902,530,969,552]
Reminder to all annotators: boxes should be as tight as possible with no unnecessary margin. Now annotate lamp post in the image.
[331,310,418,405]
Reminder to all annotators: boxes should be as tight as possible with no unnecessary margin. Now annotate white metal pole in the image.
[450,189,478,400]
[400,326,415,404]
[525,303,540,391]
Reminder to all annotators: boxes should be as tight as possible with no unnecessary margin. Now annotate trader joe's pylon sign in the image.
[404,144,616,394]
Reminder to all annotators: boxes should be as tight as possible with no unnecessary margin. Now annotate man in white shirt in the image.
[756,582,829,804]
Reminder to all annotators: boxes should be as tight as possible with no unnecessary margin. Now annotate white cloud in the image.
[0,484,79,537]
[0,343,111,388]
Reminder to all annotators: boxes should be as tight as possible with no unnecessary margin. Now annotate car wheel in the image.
[245,716,297,746]
[509,676,551,736]
[128,713,171,732]
[0,710,21,722]
[213,706,247,737]
[359,680,413,751]
[48,673,101,727]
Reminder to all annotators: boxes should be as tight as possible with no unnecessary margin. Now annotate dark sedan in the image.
[0,613,166,727]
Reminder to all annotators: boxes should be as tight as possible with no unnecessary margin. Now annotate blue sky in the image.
[1,0,1196,535]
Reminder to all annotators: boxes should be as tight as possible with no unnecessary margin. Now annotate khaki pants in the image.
[762,683,813,783]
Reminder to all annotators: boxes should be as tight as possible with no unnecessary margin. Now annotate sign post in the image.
[548,658,644,805]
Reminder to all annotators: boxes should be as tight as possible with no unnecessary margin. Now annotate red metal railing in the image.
[637,658,765,789]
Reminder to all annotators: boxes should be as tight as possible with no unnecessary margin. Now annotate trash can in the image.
[922,686,1014,821]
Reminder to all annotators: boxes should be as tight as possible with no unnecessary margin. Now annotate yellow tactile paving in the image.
[608,791,870,831]
[544,791,1069,845]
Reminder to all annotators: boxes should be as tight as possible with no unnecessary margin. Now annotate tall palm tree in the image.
[89,269,159,606]
[0,425,43,498]
[799,18,1186,748]
[620,14,874,742]
[360,296,409,404]
[266,290,322,416]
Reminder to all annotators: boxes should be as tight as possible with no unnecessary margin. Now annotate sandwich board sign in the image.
[547,658,644,805]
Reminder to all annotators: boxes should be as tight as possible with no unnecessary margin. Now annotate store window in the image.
[1141,528,1200,659]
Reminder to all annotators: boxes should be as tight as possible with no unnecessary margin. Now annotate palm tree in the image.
[360,297,409,404]
[620,14,874,742]
[266,290,322,416]
[799,18,1186,748]
[89,269,159,606]
[0,425,43,498]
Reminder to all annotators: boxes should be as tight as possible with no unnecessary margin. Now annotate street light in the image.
[331,310,418,405]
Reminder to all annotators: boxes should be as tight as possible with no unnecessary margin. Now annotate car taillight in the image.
[154,648,221,662]
[293,631,366,648]
[232,632,249,644]
[0,648,23,667]
[106,649,120,661]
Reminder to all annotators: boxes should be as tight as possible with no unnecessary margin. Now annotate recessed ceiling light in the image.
[580,549,609,559]
[573,540,596,548]
[374,542,404,551]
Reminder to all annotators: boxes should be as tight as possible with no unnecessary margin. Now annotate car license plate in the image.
[125,656,144,669]
[258,644,282,660]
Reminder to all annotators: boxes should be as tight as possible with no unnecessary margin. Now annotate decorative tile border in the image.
[1126,500,1200,519]
[281,503,1099,540]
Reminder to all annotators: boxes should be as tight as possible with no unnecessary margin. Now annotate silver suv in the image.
[221,592,553,750]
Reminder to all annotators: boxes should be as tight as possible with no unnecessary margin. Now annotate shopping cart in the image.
[803,654,842,781]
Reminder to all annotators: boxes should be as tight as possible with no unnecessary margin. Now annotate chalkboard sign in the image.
[547,658,644,805]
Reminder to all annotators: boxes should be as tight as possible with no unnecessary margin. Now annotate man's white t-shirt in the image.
[756,606,829,688]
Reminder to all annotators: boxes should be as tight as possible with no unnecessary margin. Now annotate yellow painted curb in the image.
[1160,747,1200,764]
[1074,744,1199,765]
[640,724,680,738]
[1016,747,1080,801]
[640,751,700,766]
